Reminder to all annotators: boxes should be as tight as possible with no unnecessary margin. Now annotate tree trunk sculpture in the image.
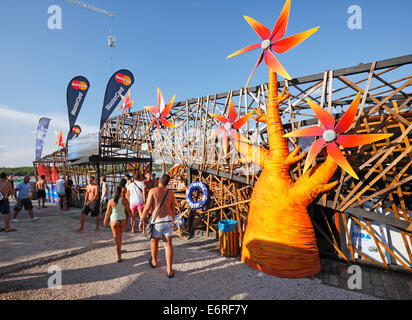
[234,71,339,278]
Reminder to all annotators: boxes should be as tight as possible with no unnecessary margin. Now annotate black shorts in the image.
[82,201,99,217]
[37,190,46,199]
[15,198,33,211]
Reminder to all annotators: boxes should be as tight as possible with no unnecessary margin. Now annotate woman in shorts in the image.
[104,184,131,262]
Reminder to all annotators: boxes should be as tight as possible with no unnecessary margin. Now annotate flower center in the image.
[224,122,232,131]
[261,39,271,50]
[155,113,161,119]
[323,130,337,143]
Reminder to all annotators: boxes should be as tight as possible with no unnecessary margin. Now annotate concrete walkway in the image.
[0,203,408,300]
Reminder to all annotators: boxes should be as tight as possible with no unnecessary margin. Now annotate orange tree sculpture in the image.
[226,0,392,277]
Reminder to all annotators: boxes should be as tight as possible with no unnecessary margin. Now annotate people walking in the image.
[56,175,67,211]
[0,172,17,232]
[139,174,176,278]
[76,176,100,233]
[65,175,74,208]
[143,172,155,200]
[100,176,108,216]
[36,174,49,209]
[125,173,145,233]
[104,184,131,262]
[12,176,40,223]
[8,175,15,200]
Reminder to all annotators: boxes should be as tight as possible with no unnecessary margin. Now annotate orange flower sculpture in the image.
[54,130,65,149]
[118,89,134,116]
[144,88,176,137]
[225,0,393,278]
[208,98,254,154]
[226,0,319,86]
[283,93,393,179]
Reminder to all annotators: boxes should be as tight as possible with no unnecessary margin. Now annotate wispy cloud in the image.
[0,104,99,167]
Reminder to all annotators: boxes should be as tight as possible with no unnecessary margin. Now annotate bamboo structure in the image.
[34,54,412,273]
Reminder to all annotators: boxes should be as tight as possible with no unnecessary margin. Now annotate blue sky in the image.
[0,0,411,166]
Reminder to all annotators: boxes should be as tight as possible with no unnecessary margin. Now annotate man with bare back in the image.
[36,175,49,209]
[139,174,176,278]
[0,172,17,232]
[76,176,100,233]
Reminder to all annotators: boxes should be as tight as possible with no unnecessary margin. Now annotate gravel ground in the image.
[0,234,379,300]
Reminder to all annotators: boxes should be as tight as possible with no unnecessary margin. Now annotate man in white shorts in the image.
[139,174,176,278]
[125,173,145,233]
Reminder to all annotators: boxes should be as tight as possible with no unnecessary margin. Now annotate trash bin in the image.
[218,219,239,257]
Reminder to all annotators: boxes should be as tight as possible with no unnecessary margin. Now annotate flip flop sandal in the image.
[167,271,174,278]
[5,229,17,232]
[148,258,157,268]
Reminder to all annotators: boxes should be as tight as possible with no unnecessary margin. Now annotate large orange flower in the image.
[283,92,393,179]
[227,0,319,87]
[208,98,254,155]
[144,88,176,136]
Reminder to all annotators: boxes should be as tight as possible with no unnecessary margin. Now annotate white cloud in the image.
[0,105,99,167]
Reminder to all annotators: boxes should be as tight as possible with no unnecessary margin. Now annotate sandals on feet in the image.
[167,270,174,278]
[148,258,157,268]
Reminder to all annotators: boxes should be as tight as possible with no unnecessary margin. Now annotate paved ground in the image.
[0,202,410,300]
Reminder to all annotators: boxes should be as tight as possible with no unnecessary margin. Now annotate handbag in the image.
[144,189,170,239]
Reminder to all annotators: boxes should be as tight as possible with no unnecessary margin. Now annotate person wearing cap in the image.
[56,175,67,211]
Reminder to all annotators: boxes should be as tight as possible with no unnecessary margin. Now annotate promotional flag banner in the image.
[100,69,134,128]
[35,117,51,160]
[66,76,90,143]
[71,124,81,138]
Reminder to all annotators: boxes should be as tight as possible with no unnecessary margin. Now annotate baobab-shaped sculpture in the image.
[226,0,392,277]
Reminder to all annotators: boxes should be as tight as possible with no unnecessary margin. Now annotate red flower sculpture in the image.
[227,0,319,87]
[144,88,176,136]
[55,130,65,149]
[208,97,254,154]
[118,89,134,116]
[283,92,393,179]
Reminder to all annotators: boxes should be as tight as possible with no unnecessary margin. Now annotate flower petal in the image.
[283,126,324,138]
[146,117,156,132]
[264,49,291,80]
[334,92,361,133]
[233,110,254,129]
[161,117,176,128]
[161,94,176,118]
[272,27,320,54]
[228,98,237,123]
[230,129,250,143]
[209,113,229,124]
[226,43,261,59]
[336,134,393,148]
[157,87,165,111]
[243,16,271,40]
[222,132,229,155]
[327,142,359,179]
[305,99,335,130]
[303,138,325,174]
[245,51,265,88]
[207,126,225,141]
[144,106,160,114]
[270,0,291,41]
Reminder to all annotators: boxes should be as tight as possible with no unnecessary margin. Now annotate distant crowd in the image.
[0,171,188,278]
